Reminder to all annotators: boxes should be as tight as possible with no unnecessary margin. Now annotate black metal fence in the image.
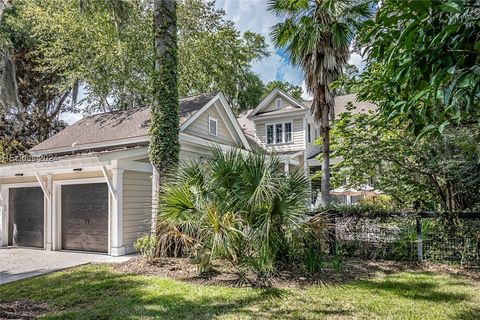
[329,212,480,267]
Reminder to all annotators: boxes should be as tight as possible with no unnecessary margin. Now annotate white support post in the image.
[110,167,124,256]
[284,161,290,174]
[45,175,53,251]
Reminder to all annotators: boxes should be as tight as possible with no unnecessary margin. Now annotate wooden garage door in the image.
[8,187,44,248]
[61,183,108,252]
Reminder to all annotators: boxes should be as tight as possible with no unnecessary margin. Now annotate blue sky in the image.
[216,0,365,99]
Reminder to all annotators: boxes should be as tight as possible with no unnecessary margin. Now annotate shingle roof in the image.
[237,109,262,150]
[30,92,218,154]
[303,94,377,115]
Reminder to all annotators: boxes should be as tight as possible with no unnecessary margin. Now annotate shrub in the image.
[134,234,159,263]
[157,148,310,283]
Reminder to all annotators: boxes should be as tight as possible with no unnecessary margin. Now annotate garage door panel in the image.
[61,183,108,252]
[8,187,44,248]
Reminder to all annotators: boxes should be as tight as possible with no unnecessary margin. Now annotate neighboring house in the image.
[0,92,251,256]
[237,88,377,202]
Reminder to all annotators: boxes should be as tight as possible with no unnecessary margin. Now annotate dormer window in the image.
[275,98,282,110]
[208,116,218,136]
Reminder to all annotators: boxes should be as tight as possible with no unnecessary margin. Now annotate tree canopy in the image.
[2,0,269,113]
[262,80,303,100]
[331,108,480,211]
[358,0,480,137]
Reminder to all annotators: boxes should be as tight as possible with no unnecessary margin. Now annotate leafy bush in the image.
[157,148,310,283]
[134,234,159,263]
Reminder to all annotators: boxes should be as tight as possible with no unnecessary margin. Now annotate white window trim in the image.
[208,116,218,137]
[275,98,282,110]
[265,121,293,145]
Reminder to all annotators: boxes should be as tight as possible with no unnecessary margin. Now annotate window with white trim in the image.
[208,116,218,136]
[266,122,292,145]
[275,98,282,110]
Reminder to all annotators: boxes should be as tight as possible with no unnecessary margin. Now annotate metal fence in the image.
[331,212,480,266]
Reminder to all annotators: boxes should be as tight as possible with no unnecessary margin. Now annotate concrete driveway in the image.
[0,247,134,284]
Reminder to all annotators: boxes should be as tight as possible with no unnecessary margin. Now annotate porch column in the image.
[45,174,53,251]
[110,167,124,256]
[284,161,290,174]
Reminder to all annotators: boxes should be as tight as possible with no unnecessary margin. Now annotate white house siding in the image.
[262,96,299,113]
[254,117,304,153]
[122,170,152,252]
[184,102,237,146]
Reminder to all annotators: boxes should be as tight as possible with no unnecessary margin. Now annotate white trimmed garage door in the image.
[8,187,44,248]
[61,183,108,252]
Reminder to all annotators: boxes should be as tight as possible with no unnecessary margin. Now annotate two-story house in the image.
[237,88,377,202]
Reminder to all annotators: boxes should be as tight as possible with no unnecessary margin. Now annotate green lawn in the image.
[1,264,479,319]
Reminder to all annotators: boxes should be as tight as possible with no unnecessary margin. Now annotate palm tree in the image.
[269,0,371,206]
[150,0,180,233]
[157,148,309,280]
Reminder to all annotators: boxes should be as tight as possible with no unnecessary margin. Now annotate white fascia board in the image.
[249,88,308,118]
[217,92,252,151]
[179,94,218,131]
[0,157,110,177]
[180,132,248,155]
[29,136,149,157]
[250,110,307,122]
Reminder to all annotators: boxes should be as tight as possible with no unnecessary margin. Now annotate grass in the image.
[0,264,479,319]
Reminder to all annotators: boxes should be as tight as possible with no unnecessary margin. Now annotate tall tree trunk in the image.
[149,0,180,234]
[318,86,331,207]
[0,0,21,114]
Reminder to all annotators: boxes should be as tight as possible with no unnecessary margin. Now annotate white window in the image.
[307,123,312,143]
[266,124,274,144]
[275,98,282,110]
[266,122,292,145]
[275,123,283,144]
[208,116,218,136]
[284,122,292,142]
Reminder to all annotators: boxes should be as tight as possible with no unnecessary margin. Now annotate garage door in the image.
[61,183,108,252]
[8,187,44,247]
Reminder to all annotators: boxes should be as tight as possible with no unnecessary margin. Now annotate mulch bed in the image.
[113,256,480,288]
[0,301,49,320]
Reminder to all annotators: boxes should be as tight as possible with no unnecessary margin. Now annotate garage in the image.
[8,187,44,248]
[61,183,108,253]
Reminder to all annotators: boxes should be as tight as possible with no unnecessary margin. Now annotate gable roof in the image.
[247,88,308,118]
[237,93,377,142]
[30,92,251,156]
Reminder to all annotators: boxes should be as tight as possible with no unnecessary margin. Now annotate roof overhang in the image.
[250,110,307,122]
[180,92,252,151]
[248,88,308,118]
[0,147,151,178]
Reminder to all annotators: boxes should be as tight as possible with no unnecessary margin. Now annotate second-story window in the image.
[266,124,274,144]
[266,122,292,145]
[275,98,282,110]
[284,122,292,142]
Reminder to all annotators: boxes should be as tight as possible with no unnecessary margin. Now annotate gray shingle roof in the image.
[303,94,377,115]
[30,92,218,154]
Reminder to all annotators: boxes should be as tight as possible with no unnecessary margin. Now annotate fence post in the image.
[416,217,423,262]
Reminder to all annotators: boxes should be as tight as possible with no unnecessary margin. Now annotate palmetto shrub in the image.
[156,148,310,281]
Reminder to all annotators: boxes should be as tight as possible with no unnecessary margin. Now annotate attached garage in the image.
[8,187,44,248]
[61,183,109,253]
